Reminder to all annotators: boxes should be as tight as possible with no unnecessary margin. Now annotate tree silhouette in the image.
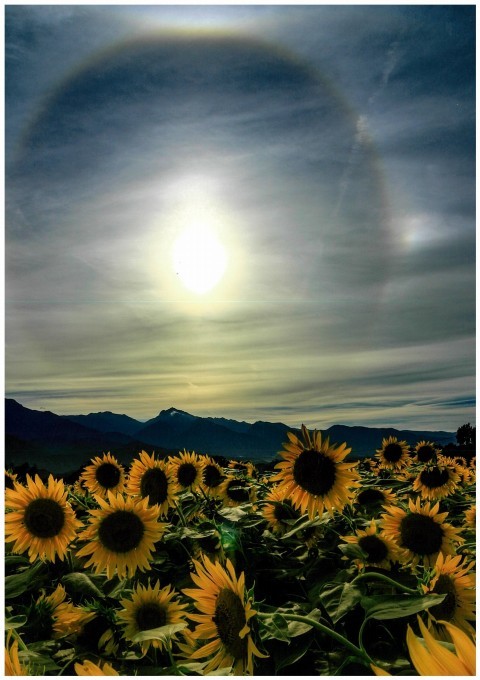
[456,423,476,447]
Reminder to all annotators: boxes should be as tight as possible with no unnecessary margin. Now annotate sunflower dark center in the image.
[226,480,250,502]
[135,602,167,631]
[429,574,458,621]
[383,443,403,463]
[95,462,121,489]
[98,510,144,553]
[213,588,248,660]
[417,445,435,463]
[273,501,301,522]
[292,448,336,495]
[203,464,223,488]
[177,463,198,487]
[358,534,389,563]
[419,467,450,489]
[140,467,168,505]
[399,512,444,555]
[24,498,65,538]
[357,488,386,505]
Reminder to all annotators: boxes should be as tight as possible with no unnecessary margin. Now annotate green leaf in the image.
[320,582,363,623]
[258,613,290,642]
[5,560,47,599]
[132,621,187,643]
[5,615,27,630]
[275,634,312,671]
[61,572,104,599]
[217,506,250,522]
[361,593,446,620]
[280,515,325,539]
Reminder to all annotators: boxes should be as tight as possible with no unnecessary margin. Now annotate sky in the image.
[5,4,476,431]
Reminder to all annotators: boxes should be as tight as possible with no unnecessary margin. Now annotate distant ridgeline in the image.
[5,398,458,477]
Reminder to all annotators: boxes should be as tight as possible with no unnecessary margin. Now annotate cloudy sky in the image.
[5,5,475,431]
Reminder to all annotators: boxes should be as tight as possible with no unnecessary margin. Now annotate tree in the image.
[456,423,476,447]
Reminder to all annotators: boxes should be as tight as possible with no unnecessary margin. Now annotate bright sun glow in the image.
[172,223,228,295]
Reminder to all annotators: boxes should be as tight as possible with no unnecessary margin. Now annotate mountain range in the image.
[5,398,457,474]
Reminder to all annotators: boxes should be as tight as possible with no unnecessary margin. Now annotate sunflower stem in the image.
[351,571,419,595]
[257,611,374,665]
[174,501,188,528]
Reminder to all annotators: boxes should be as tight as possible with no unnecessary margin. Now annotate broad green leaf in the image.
[5,560,47,599]
[217,506,250,521]
[5,614,27,630]
[258,613,290,642]
[61,572,103,599]
[320,582,363,623]
[275,634,312,671]
[132,621,187,643]
[361,593,446,620]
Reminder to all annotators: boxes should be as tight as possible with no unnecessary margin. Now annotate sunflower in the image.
[228,460,255,477]
[76,492,165,578]
[80,453,126,498]
[422,553,476,637]
[5,470,18,490]
[74,659,118,676]
[376,436,410,470]
[168,450,203,492]
[5,632,29,676]
[182,555,267,674]
[464,505,475,530]
[354,486,396,511]
[262,486,301,535]
[271,425,359,519]
[218,477,257,507]
[126,450,177,515]
[118,580,187,652]
[200,456,225,496]
[5,474,82,562]
[372,617,476,676]
[414,440,440,464]
[381,497,463,567]
[27,584,94,642]
[341,520,401,570]
[407,616,475,675]
[412,464,460,500]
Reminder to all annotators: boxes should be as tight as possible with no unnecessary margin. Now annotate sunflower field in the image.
[5,427,476,676]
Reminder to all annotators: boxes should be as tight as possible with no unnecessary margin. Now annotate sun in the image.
[172,222,228,295]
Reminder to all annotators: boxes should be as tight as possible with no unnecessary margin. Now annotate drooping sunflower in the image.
[464,504,475,530]
[27,584,94,642]
[76,492,165,578]
[341,519,401,570]
[80,453,126,498]
[412,464,460,500]
[126,450,177,515]
[200,456,225,496]
[182,555,267,674]
[422,553,476,637]
[5,632,29,676]
[74,659,119,676]
[218,477,257,507]
[118,580,187,652]
[354,486,397,512]
[376,436,410,470]
[272,425,359,519]
[168,450,203,492]
[262,486,301,535]
[5,474,82,562]
[414,440,440,464]
[381,497,463,567]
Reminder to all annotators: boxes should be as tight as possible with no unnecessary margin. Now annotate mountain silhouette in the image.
[5,398,456,475]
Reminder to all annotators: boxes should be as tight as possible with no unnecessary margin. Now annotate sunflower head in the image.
[464,504,475,529]
[26,584,94,642]
[200,456,225,495]
[354,486,396,512]
[74,659,119,676]
[219,476,257,507]
[381,497,463,567]
[168,450,203,492]
[412,464,459,500]
[76,492,166,578]
[272,425,359,519]
[80,453,126,498]
[5,474,82,562]
[341,520,400,570]
[263,486,301,535]
[182,555,267,674]
[414,440,440,464]
[228,460,256,477]
[118,580,187,652]
[126,450,177,515]
[376,436,410,470]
